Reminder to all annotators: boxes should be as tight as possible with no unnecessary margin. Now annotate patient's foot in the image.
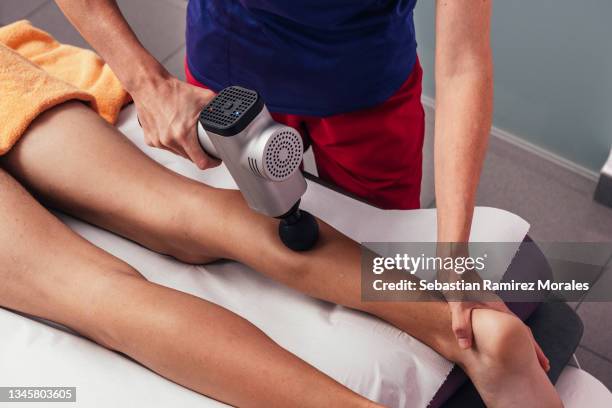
[460,310,563,408]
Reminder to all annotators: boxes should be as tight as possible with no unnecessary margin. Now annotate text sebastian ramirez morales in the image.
[371,279,590,292]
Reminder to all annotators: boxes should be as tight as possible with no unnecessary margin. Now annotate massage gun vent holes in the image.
[264,130,303,180]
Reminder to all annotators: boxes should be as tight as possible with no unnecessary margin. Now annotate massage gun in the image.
[197,86,319,251]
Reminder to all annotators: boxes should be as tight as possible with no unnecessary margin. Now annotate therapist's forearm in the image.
[434,68,493,243]
[433,0,493,244]
[54,0,167,94]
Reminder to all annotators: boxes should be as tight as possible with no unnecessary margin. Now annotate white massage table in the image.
[0,105,610,407]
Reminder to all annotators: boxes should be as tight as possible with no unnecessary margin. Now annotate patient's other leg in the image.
[2,102,560,407]
[0,168,378,408]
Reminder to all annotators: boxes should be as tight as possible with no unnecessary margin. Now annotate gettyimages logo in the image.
[372,253,487,275]
[361,241,612,303]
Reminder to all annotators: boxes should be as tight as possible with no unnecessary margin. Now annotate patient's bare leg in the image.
[0,168,378,408]
[2,102,561,408]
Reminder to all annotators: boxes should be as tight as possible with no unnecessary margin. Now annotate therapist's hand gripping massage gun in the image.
[196,86,319,251]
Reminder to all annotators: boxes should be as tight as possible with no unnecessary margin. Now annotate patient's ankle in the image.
[471,310,533,369]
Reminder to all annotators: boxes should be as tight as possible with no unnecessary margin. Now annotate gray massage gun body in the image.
[197,86,318,251]
[197,86,306,218]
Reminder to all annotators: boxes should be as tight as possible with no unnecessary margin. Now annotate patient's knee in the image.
[80,264,146,349]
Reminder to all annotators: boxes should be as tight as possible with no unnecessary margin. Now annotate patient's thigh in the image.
[0,101,225,262]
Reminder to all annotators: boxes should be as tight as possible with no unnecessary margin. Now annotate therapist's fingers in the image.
[450,302,474,349]
[159,135,191,160]
[137,114,191,161]
[450,300,509,350]
[181,127,221,170]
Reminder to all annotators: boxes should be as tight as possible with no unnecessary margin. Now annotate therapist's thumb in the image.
[450,304,474,349]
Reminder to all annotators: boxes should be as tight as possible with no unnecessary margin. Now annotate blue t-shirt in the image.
[186,0,418,116]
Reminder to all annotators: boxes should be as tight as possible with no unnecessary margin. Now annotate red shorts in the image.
[186,60,425,210]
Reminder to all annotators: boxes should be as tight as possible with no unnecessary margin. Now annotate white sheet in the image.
[1,105,607,407]
[556,366,612,408]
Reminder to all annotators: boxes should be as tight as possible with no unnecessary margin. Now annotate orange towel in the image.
[0,20,130,155]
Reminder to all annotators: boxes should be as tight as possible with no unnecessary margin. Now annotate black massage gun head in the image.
[278,201,319,252]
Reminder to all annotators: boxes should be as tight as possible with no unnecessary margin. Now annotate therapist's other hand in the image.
[449,300,550,372]
[133,74,221,169]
